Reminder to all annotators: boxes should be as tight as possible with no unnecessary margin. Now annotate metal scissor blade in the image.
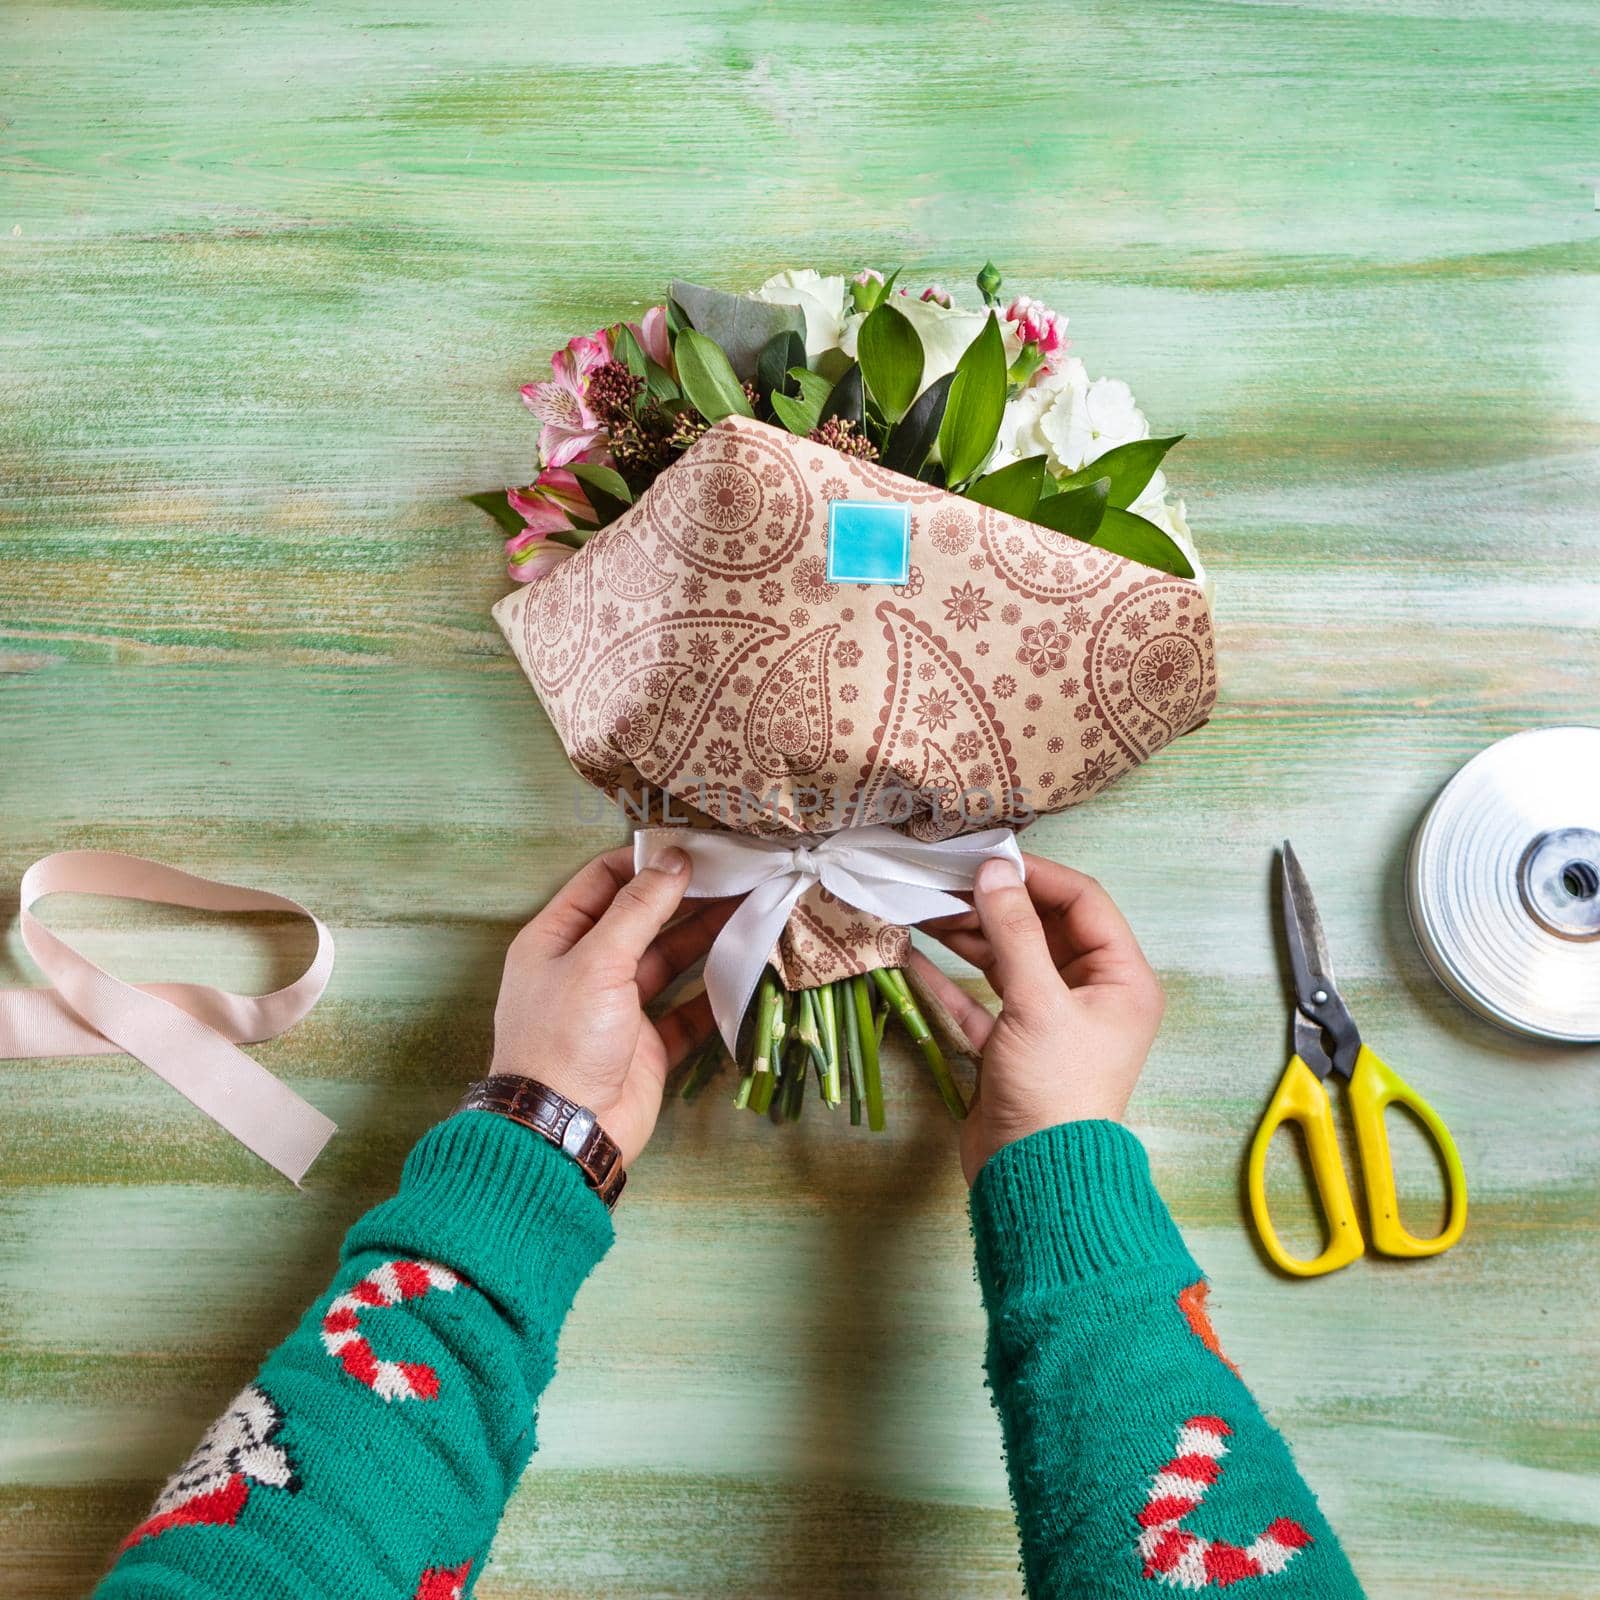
[1282,839,1336,1000]
[1280,841,1360,1077]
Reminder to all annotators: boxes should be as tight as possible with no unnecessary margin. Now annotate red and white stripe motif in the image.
[1137,1415,1312,1588]
[320,1258,460,1402]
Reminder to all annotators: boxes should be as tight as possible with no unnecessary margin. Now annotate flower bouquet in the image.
[485,265,1217,1126]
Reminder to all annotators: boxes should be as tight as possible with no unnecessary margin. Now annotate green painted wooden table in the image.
[3,3,1598,1593]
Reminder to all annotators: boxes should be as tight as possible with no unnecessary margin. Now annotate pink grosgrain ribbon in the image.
[634,824,1027,1054]
[0,851,337,1184]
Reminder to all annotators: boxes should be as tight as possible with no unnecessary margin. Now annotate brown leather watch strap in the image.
[455,1075,626,1209]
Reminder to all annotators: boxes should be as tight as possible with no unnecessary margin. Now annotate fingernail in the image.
[977,857,1021,891]
[656,847,689,876]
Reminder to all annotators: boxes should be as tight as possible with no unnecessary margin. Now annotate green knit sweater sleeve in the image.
[971,1121,1364,1598]
[95,1110,612,1600]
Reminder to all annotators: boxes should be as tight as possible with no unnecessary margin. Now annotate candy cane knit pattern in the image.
[1137,1416,1312,1588]
[95,1109,1364,1599]
[320,1258,461,1401]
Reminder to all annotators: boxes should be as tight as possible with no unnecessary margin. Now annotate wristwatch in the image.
[455,1074,627,1209]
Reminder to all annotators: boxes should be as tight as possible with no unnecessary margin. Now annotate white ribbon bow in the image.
[633,825,1026,1053]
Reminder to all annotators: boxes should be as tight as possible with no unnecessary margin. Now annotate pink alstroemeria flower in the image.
[506,466,598,540]
[520,328,613,467]
[506,538,578,585]
[919,285,954,308]
[629,306,672,372]
[1005,295,1068,368]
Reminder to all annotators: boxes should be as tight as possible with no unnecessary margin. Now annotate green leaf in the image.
[1091,506,1196,578]
[856,301,924,424]
[818,363,864,429]
[569,462,633,525]
[613,323,648,380]
[964,454,1047,517]
[465,490,526,538]
[756,330,807,405]
[1030,477,1110,540]
[771,390,816,434]
[770,368,833,435]
[936,313,1007,487]
[1055,435,1185,508]
[642,357,679,406]
[880,371,953,477]
[666,298,690,339]
[674,329,754,422]
[669,279,807,380]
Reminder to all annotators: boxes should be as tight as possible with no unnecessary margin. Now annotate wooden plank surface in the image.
[2,1,1598,1593]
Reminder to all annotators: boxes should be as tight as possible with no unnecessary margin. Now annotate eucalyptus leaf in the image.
[465,490,526,538]
[880,371,953,477]
[965,454,1047,517]
[674,329,754,422]
[757,330,807,404]
[1091,506,1196,578]
[569,462,633,525]
[857,300,924,423]
[936,313,1007,487]
[818,363,864,429]
[1055,434,1185,508]
[670,279,806,380]
[1030,477,1110,540]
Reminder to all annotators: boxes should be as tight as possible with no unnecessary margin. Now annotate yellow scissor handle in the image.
[1346,1044,1468,1258]
[1247,1055,1365,1278]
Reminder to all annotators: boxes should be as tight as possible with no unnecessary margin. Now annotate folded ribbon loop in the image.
[0,851,337,1184]
[633,825,1026,1053]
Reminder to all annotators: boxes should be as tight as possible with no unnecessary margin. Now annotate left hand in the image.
[490,845,730,1165]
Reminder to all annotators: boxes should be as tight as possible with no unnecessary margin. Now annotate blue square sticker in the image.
[827,500,911,585]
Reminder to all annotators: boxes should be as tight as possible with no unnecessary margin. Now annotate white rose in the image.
[839,293,1023,394]
[751,270,848,361]
[1040,375,1150,473]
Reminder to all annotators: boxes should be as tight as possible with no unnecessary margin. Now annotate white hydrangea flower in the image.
[1039,375,1150,473]
[751,270,849,362]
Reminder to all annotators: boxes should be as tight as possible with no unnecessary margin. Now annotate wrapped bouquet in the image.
[486,265,1217,1125]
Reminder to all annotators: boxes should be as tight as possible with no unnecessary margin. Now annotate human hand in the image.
[910,853,1165,1185]
[490,846,729,1166]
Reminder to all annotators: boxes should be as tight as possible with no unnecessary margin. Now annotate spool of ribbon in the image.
[634,824,1027,1053]
[0,851,337,1184]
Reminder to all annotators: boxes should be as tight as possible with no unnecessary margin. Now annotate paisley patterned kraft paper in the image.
[494,417,1218,987]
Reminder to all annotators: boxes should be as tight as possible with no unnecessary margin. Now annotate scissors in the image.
[1247,842,1468,1277]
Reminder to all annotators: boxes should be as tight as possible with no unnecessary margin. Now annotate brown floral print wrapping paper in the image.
[494,416,1218,988]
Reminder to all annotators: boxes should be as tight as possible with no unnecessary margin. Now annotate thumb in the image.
[972,857,1061,1006]
[585,848,692,970]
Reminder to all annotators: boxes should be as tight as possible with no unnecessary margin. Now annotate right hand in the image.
[910,853,1166,1186]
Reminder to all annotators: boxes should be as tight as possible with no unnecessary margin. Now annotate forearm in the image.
[972,1122,1363,1598]
[96,1110,612,1600]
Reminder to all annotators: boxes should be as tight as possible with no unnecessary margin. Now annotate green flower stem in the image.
[850,975,885,1132]
[873,967,968,1121]
[819,981,843,1106]
[842,979,865,1127]
[734,1070,755,1110]
[678,1037,725,1102]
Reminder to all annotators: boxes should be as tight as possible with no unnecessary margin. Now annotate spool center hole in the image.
[1561,859,1600,900]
